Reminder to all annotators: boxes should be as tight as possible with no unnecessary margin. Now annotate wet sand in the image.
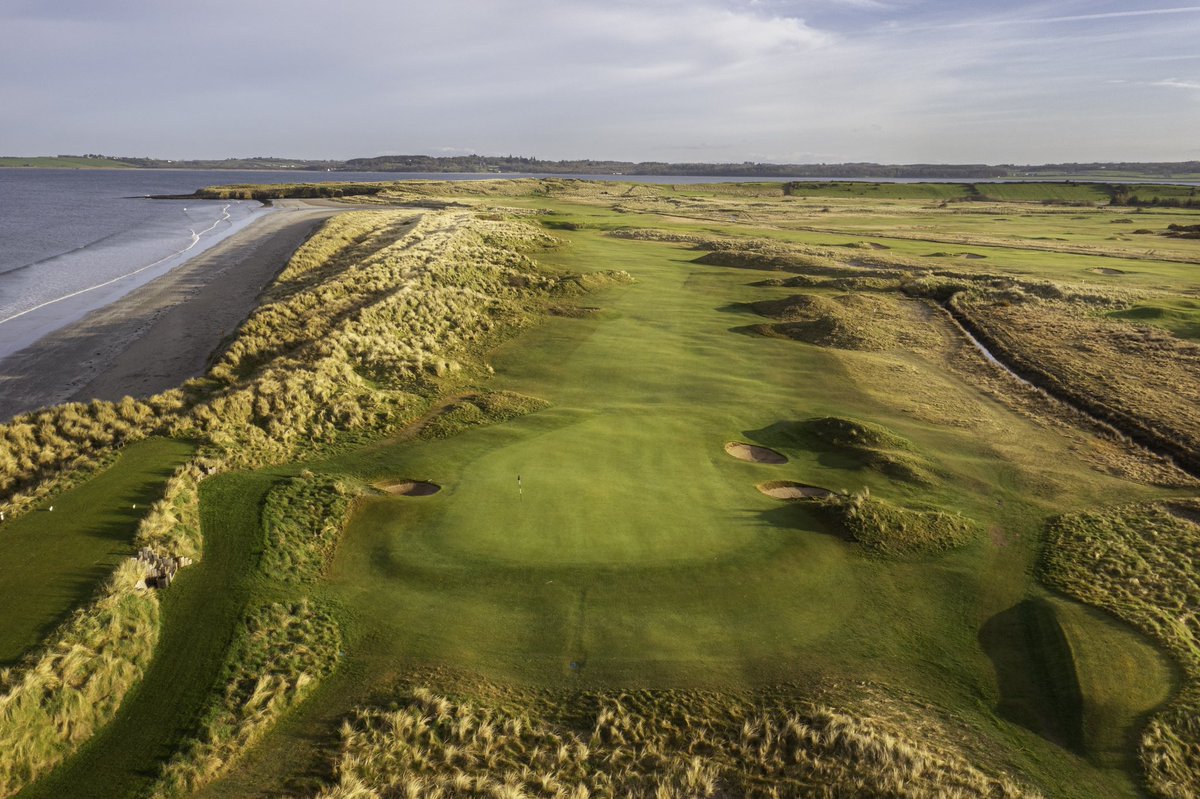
[0,201,345,421]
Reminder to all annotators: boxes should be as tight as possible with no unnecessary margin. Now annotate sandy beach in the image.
[0,200,346,421]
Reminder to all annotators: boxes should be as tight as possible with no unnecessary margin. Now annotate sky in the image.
[1,0,1199,164]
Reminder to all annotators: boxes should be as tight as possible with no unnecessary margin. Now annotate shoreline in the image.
[0,201,345,422]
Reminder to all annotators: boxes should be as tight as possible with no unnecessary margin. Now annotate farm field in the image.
[2,179,1198,798]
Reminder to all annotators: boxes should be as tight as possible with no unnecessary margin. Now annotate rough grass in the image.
[149,600,341,798]
[419,391,551,440]
[821,489,979,556]
[954,294,1200,474]
[747,292,941,352]
[0,559,159,798]
[316,682,1039,799]
[260,472,358,583]
[1043,500,1200,799]
[134,459,209,563]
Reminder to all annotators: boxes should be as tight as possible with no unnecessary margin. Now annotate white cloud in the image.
[0,0,1197,162]
[1153,78,1200,90]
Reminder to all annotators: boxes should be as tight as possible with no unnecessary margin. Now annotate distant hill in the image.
[3,153,1199,180]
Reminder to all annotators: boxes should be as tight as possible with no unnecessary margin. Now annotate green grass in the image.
[1108,298,1200,341]
[17,472,275,799]
[1048,597,1175,765]
[976,184,1111,204]
[0,437,193,666]
[0,156,135,169]
[780,181,973,200]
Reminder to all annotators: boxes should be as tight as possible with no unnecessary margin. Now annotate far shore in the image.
[0,200,346,422]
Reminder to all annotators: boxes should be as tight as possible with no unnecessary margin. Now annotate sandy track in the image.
[0,201,346,421]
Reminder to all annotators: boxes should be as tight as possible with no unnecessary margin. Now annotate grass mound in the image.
[1043,500,1200,798]
[420,391,551,440]
[747,293,940,352]
[316,682,1039,799]
[694,249,836,272]
[260,472,358,583]
[1107,298,1200,341]
[801,416,933,484]
[980,595,1173,767]
[802,416,914,452]
[821,489,979,556]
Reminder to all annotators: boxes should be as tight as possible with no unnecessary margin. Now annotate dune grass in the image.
[0,559,159,798]
[260,472,358,584]
[317,681,1038,799]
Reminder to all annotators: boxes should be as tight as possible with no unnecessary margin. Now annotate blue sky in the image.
[1,0,1198,163]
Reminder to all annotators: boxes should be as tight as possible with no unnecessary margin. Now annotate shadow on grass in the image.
[743,420,863,474]
[756,501,854,544]
[979,599,1083,753]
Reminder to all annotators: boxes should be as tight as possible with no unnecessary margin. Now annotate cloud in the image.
[0,0,1197,162]
[1152,78,1200,90]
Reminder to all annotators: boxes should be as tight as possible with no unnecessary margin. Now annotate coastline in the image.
[0,201,344,422]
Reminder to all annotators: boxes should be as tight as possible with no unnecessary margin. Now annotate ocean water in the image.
[0,169,406,359]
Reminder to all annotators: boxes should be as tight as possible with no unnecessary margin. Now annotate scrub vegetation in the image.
[318,681,1037,799]
[3,177,1199,799]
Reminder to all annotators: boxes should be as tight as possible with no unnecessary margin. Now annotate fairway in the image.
[0,437,193,665]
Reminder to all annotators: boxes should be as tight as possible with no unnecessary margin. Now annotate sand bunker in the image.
[757,481,834,500]
[1089,267,1126,275]
[724,442,787,464]
[383,481,441,496]
[958,253,987,260]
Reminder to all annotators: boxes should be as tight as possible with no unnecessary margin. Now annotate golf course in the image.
[2,179,1199,798]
